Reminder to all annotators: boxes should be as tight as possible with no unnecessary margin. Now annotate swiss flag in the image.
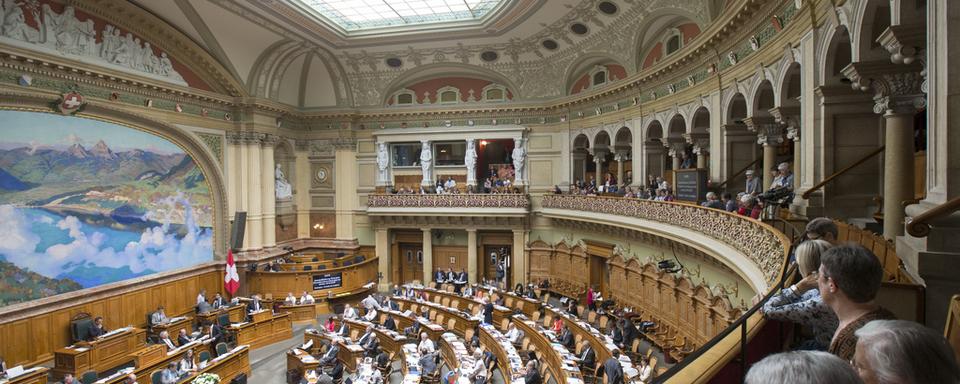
[224,249,240,296]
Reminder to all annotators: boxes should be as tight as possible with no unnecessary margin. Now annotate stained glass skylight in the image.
[299,0,507,31]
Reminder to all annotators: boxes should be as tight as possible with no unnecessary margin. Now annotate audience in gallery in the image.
[852,320,960,384]
[745,350,861,384]
[818,244,895,361]
[761,239,838,350]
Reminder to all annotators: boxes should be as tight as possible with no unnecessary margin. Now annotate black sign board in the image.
[674,169,707,202]
[312,272,343,290]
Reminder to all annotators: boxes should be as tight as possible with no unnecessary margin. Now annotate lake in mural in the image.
[0,111,213,307]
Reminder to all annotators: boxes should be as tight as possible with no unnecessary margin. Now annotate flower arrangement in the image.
[191,373,220,384]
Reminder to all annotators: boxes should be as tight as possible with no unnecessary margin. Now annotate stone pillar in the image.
[511,229,526,288]
[334,139,357,239]
[260,136,277,248]
[843,62,924,239]
[294,140,311,238]
[593,150,605,187]
[572,151,586,184]
[631,117,645,187]
[245,133,263,249]
[746,117,782,191]
[422,228,433,284]
[376,228,391,291]
[667,142,685,170]
[467,229,478,284]
[694,146,708,169]
[615,153,626,187]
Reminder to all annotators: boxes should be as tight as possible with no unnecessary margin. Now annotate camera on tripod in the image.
[757,187,794,207]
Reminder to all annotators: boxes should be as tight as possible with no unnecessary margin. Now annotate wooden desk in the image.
[52,327,147,380]
[94,338,212,384]
[477,325,524,384]
[196,305,245,326]
[395,297,478,336]
[179,345,250,384]
[410,287,512,328]
[286,349,320,378]
[513,316,581,384]
[342,319,409,355]
[380,308,445,341]
[0,367,49,384]
[246,258,378,299]
[230,312,292,350]
[302,329,363,372]
[150,316,193,340]
[280,303,318,324]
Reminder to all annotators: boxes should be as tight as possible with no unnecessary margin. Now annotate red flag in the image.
[224,249,240,295]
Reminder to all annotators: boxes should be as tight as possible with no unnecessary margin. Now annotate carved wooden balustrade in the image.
[367,193,530,209]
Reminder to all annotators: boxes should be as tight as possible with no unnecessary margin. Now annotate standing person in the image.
[602,349,625,384]
[482,297,494,325]
[586,285,596,311]
[495,256,505,290]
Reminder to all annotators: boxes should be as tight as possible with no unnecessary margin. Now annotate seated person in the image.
[343,304,358,319]
[285,292,298,305]
[197,298,213,314]
[420,352,440,377]
[176,328,194,346]
[403,320,421,338]
[324,317,336,333]
[328,360,344,382]
[745,351,859,384]
[151,305,169,325]
[576,340,595,371]
[123,374,137,384]
[523,360,542,384]
[376,348,390,370]
[418,332,436,355]
[357,325,375,344]
[559,326,575,349]
[60,374,76,384]
[504,322,524,345]
[158,330,177,350]
[362,334,379,358]
[566,300,578,317]
[212,292,226,309]
[179,349,198,373]
[205,322,223,346]
[465,349,488,384]
[383,314,397,331]
[247,294,264,313]
[363,307,379,322]
[160,362,181,384]
[318,342,340,365]
[87,316,107,340]
[360,295,381,311]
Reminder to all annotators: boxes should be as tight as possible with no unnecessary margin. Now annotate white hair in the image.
[745,351,861,384]
[855,320,960,384]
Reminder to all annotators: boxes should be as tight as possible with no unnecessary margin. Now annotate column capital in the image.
[742,116,776,133]
[877,24,924,66]
[332,138,356,150]
[260,133,281,147]
[666,141,687,157]
[421,227,432,233]
[465,228,478,233]
[841,60,926,115]
[769,106,801,142]
[294,139,311,152]
[756,123,786,146]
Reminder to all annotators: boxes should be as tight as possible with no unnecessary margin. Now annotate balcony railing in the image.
[367,193,530,209]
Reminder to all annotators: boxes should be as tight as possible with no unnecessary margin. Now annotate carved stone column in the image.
[693,145,709,169]
[591,148,607,187]
[376,228,390,291]
[745,117,782,191]
[260,134,278,248]
[334,138,358,239]
[770,106,802,195]
[422,228,433,284]
[684,132,710,170]
[294,140,311,238]
[467,229,478,284]
[614,152,627,187]
[666,142,686,171]
[844,61,925,239]
[511,229,527,288]
[244,132,264,249]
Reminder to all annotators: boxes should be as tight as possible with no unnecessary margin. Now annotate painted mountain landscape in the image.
[0,111,213,307]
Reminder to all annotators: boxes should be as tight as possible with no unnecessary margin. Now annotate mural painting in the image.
[0,111,213,307]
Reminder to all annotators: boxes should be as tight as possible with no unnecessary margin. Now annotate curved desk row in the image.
[278,255,369,272]
[405,286,513,329]
[246,257,378,300]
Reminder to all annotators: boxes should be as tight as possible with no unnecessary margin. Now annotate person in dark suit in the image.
[328,360,344,382]
[206,322,223,346]
[523,360,542,384]
[603,349,625,384]
[434,270,446,284]
[177,329,193,346]
[559,326,575,349]
[319,342,340,365]
[404,320,421,338]
[362,334,379,358]
[419,352,439,377]
[577,340,596,371]
[358,325,374,345]
[87,317,107,340]
[376,348,390,369]
[212,293,225,309]
[482,298,494,325]
[621,319,638,349]
[336,316,350,337]
[609,321,623,346]
[383,315,397,331]
[197,299,213,314]
[392,285,402,296]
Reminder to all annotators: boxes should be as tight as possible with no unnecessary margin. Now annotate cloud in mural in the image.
[0,193,212,281]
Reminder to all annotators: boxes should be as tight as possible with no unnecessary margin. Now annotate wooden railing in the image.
[367,193,529,209]
[714,157,762,191]
[906,195,960,237]
[801,146,885,199]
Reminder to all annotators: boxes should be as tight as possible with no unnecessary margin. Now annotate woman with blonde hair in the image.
[761,239,838,350]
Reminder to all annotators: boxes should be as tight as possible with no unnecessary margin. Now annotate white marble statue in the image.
[512,138,526,185]
[465,139,477,186]
[376,142,389,184]
[420,140,432,185]
[275,163,293,200]
[0,2,187,84]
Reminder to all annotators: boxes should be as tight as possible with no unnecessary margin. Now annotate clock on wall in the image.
[316,167,329,183]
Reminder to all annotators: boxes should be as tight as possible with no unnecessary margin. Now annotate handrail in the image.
[656,263,799,383]
[906,195,960,237]
[714,157,762,190]
[802,146,885,199]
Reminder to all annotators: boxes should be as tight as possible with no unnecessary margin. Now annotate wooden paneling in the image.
[433,245,467,273]
[246,257,378,299]
[0,269,224,366]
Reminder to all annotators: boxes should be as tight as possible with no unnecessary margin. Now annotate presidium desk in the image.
[246,257,378,310]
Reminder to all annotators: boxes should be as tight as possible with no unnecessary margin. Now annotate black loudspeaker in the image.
[230,211,247,250]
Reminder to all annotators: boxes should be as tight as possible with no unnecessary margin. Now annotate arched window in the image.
[663,28,683,55]
[588,65,610,88]
[436,86,461,104]
[391,88,417,106]
[481,83,508,102]
[666,35,680,54]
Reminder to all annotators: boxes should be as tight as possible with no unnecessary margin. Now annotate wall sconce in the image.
[480,140,488,146]
[313,223,324,230]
